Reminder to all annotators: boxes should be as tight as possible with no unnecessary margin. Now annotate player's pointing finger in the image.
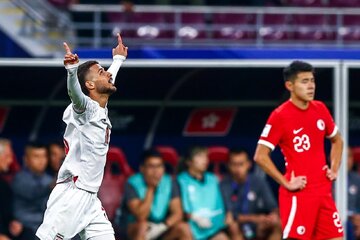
[63,42,71,54]
[117,33,122,44]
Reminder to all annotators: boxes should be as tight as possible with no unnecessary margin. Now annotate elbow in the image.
[253,152,263,165]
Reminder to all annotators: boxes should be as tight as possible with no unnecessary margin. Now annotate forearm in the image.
[165,211,182,227]
[237,214,262,224]
[330,134,343,173]
[66,63,87,112]
[254,153,288,188]
[133,188,155,220]
[107,55,126,84]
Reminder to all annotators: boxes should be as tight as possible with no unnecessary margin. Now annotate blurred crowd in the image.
[1,138,360,240]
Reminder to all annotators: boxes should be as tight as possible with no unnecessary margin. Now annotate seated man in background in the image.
[177,146,241,240]
[347,147,360,239]
[220,148,281,240]
[12,142,53,238]
[46,141,65,178]
[123,149,186,240]
[0,139,33,240]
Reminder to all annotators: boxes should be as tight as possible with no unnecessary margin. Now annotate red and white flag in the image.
[183,108,237,136]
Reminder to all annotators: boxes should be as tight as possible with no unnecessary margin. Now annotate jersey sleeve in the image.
[321,102,338,138]
[65,63,88,113]
[258,110,283,151]
[107,55,126,84]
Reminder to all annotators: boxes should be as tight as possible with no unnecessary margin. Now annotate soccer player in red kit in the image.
[254,61,344,240]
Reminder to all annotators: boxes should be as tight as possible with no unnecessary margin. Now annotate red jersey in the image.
[258,100,337,196]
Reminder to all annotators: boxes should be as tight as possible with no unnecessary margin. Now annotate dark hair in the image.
[77,60,98,95]
[140,149,163,166]
[283,60,314,82]
[229,148,250,161]
[177,146,207,173]
[25,142,47,154]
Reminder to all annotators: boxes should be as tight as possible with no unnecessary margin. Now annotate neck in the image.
[290,95,309,110]
[89,92,109,108]
[232,174,247,184]
[188,168,203,180]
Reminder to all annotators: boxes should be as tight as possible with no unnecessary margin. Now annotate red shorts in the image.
[279,193,344,239]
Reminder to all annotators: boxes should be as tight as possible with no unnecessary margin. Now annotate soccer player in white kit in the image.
[36,34,128,240]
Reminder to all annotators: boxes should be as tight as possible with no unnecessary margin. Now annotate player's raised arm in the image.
[63,42,87,113]
[107,33,128,84]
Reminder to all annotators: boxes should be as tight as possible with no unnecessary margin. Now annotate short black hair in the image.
[77,60,99,95]
[140,149,163,165]
[229,148,249,159]
[283,60,314,82]
[25,142,47,154]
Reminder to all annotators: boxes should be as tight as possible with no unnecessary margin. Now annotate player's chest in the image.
[281,112,326,147]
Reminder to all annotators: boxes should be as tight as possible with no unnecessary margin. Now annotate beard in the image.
[98,85,117,95]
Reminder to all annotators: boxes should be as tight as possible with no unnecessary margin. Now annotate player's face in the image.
[290,71,316,102]
[189,151,209,173]
[88,64,117,95]
[25,148,48,175]
[228,153,251,182]
[142,157,165,182]
[0,144,13,172]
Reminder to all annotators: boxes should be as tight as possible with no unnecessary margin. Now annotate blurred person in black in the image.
[347,147,360,239]
[220,148,281,240]
[47,141,65,178]
[0,139,33,240]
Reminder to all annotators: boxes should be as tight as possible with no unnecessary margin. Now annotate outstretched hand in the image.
[112,33,128,58]
[286,171,307,192]
[63,42,79,66]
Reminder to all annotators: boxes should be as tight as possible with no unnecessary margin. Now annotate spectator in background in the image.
[348,147,360,239]
[0,138,20,183]
[0,139,32,240]
[47,141,65,178]
[123,149,186,240]
[177,146,241,240]
[220,148,281,240]
[12,142,53,238]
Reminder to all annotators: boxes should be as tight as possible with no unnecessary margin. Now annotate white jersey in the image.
[57,55,125,193]
[57,98,111,193]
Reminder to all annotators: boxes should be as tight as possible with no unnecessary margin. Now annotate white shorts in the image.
[36,179,114,240]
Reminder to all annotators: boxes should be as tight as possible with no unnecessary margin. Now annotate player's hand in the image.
[0,235,11,240]
[146,177,160,189]
[146,222,168,240]
[112,33,128,58]
[63,42,79,66]
[286,171,307,191]
[322,165,338,181]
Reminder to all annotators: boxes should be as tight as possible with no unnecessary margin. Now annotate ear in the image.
[85,80,95,91]
[285,80,293,92]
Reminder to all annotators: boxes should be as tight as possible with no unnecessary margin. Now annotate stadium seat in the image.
[287,0,327,7]
[108,12,174,40]
[292,14,336,41]
[98,147,133,222]
[177,13,207,40]
[338,15,360,42]
[328,0,360,7]
[207,146,229,177]
[156,146,179,174]
[259,14,291,41]
[212,13,256,41]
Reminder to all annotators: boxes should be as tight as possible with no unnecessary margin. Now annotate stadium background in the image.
[1,0,360,238]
